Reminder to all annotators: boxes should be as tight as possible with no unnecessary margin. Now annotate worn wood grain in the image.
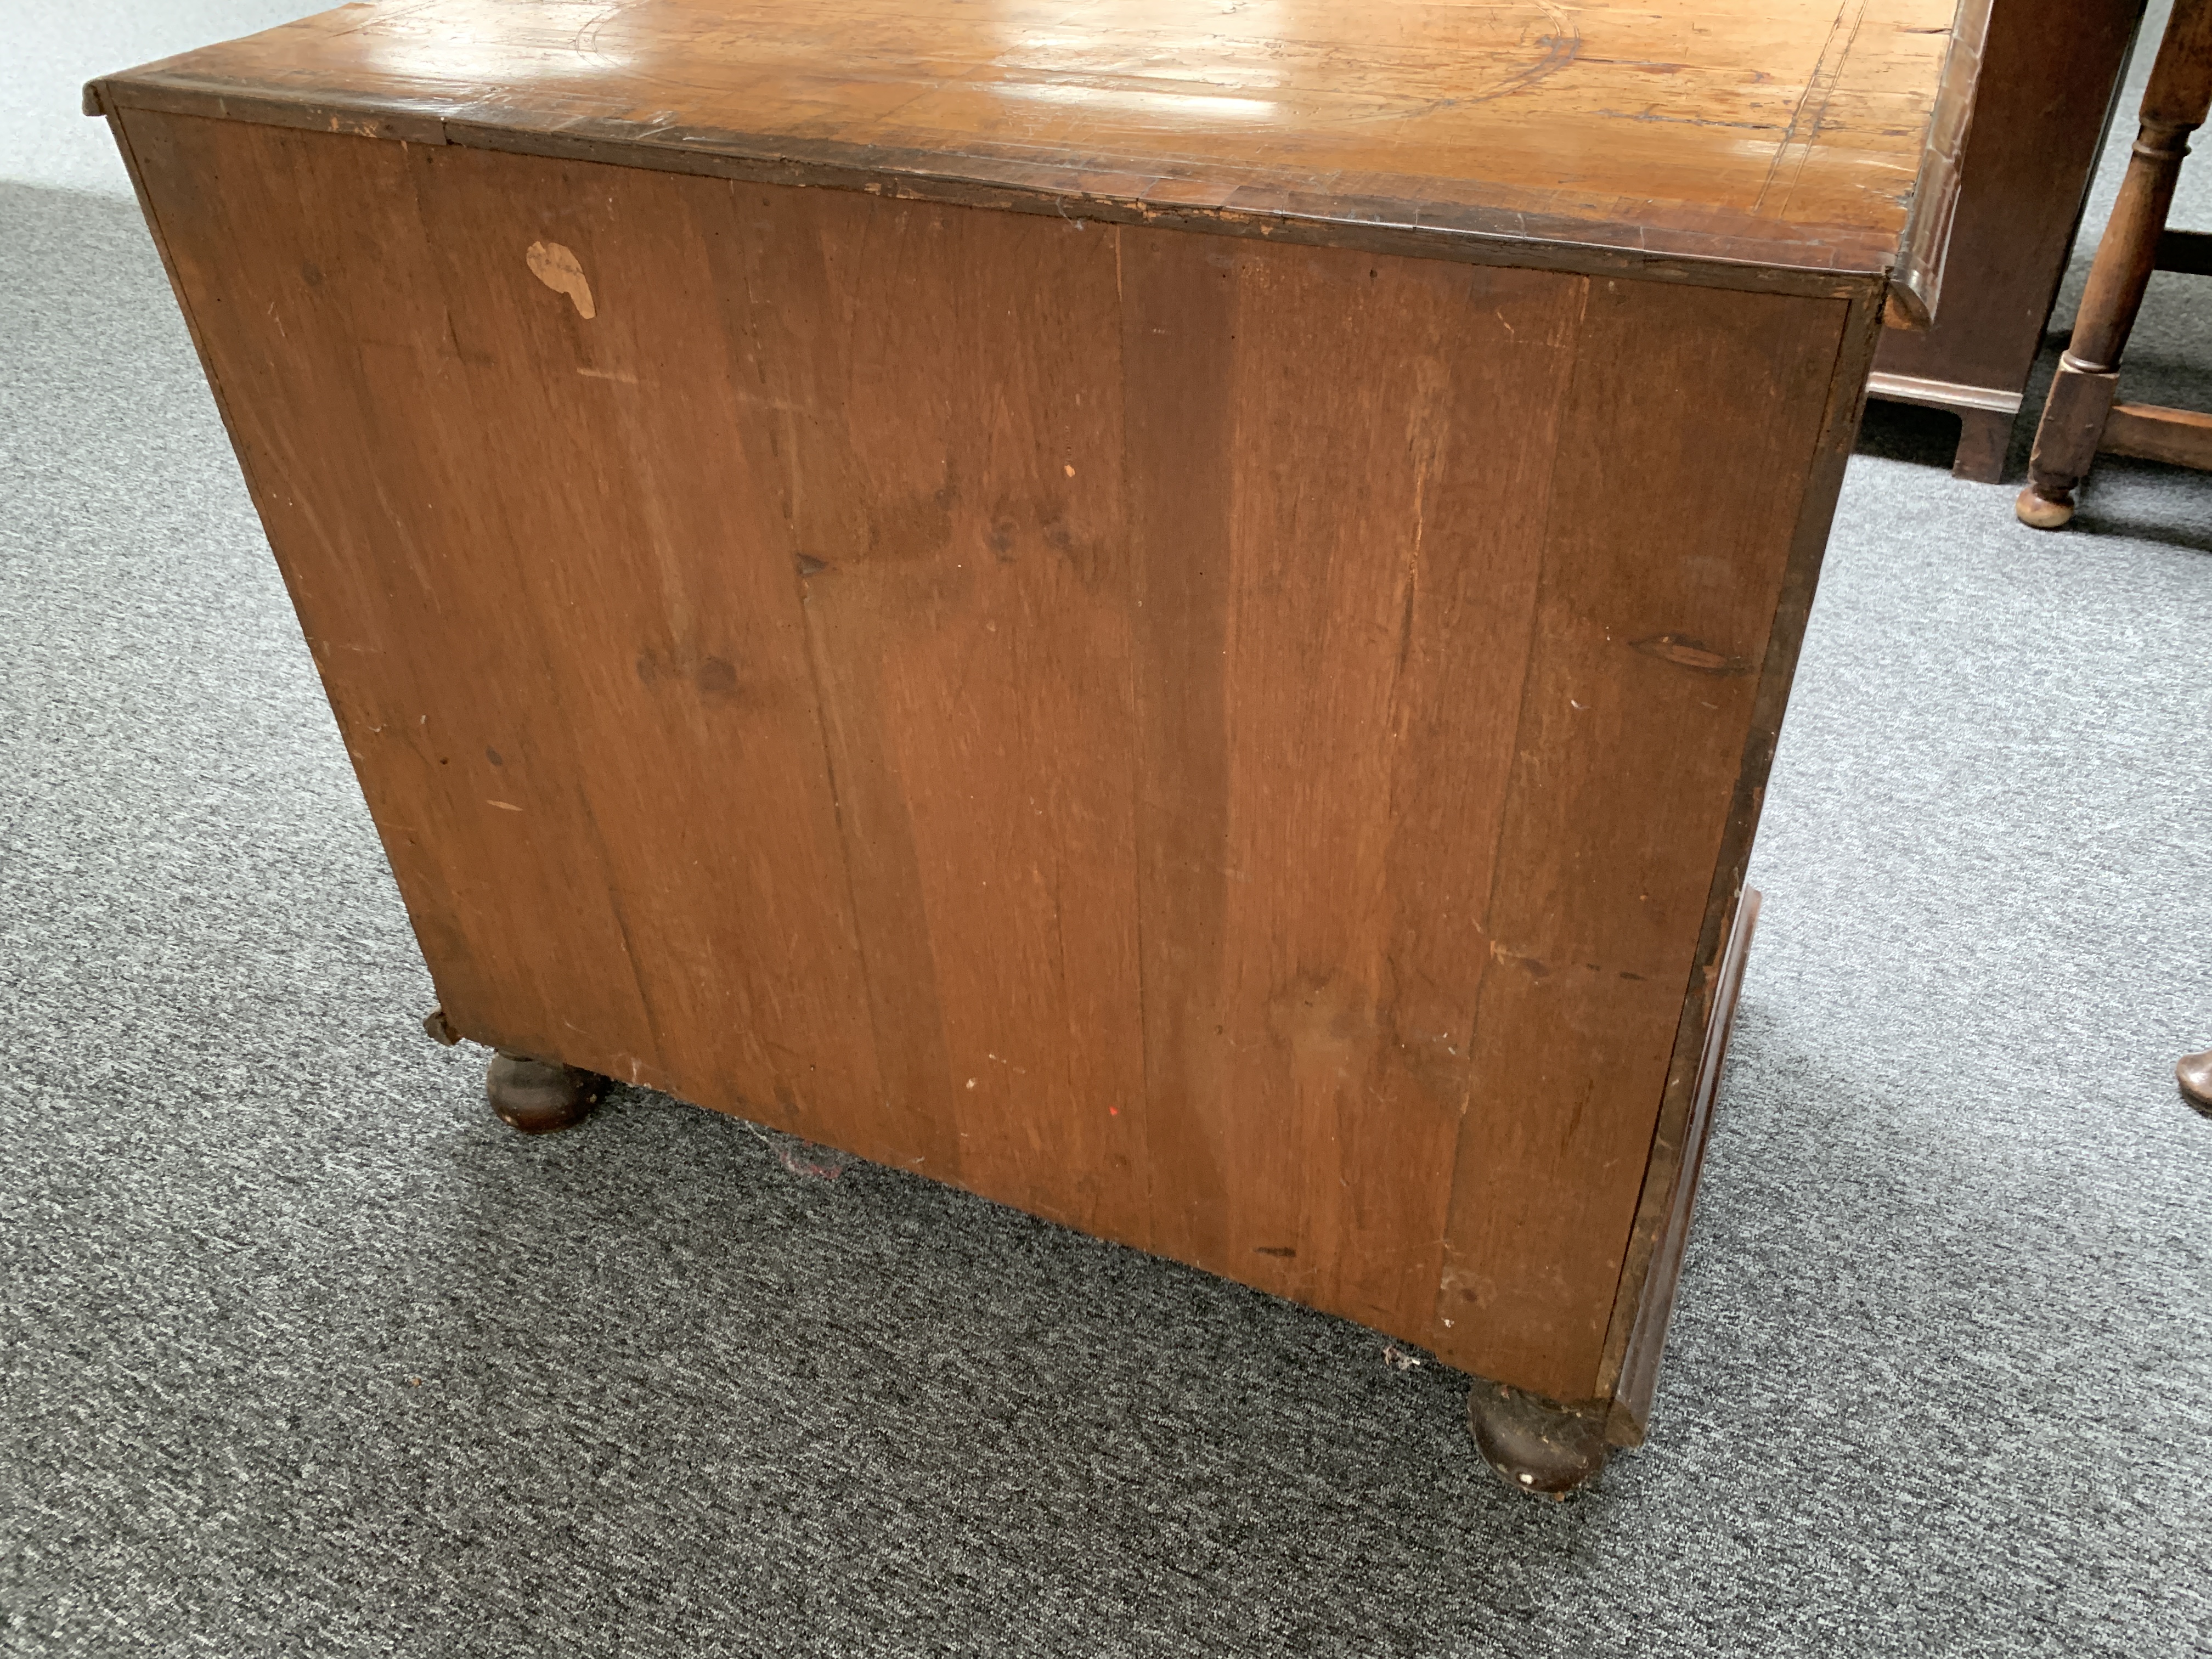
[119,108,902,1153]
[1592,280,1886,1410]
[89,0,1955,284]
[1121,236,1584,1336]
[1429,277,1849,1404]
[709,187,1149,1228]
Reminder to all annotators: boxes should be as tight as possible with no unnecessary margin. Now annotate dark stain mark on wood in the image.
[1463,21,1585,106]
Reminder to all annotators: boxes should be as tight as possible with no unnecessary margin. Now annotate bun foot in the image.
[2179,1049,2212,1116]
[1467,1379,1610,1498]
[2014,483,2075,529]
[487,1051,607,1134]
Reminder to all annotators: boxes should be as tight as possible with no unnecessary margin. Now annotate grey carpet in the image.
[5,9,2212,1657]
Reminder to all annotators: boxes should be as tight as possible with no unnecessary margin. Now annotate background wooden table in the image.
[1869,0,2147,481]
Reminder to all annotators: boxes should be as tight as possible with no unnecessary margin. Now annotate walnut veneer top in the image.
[91,0,1959,280]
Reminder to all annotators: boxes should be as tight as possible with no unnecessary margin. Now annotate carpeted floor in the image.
[4,7,2210,1656]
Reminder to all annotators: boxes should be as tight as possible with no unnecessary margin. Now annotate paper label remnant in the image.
[526,240,596,319]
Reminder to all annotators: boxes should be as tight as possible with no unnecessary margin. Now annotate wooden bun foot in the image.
[487,1051,607,1134]
[2179,1049,2212,1116]
[2014,483,2075,529]
[1467,1379,1610,1498]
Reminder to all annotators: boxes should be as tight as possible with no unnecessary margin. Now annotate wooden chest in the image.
[89,0,1963,1492]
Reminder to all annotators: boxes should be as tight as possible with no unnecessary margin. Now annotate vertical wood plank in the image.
[714,191,1148,1229]
[120,111,895,1147]
[1430,278,1849,1402]
[1595,282,1885,1426]
[401,144,900,1149]
[1123,238,1587,1336]
[119,109,654,1077]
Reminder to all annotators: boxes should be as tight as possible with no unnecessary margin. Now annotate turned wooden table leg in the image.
[1466,1379,1611,1497]
[2019,0,2212,528]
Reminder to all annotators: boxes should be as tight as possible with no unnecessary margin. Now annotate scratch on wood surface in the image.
[1487,940,1550,977]
[1631,633,1752,674]
[1462,2,1583,105]
[1754,0,1869,219]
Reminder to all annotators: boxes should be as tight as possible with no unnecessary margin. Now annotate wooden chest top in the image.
[91,0,1962,290]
